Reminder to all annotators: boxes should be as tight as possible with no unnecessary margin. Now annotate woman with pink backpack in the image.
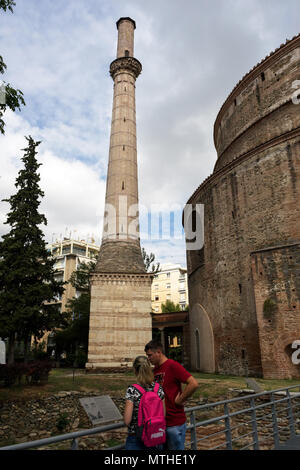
[124,356,166,450]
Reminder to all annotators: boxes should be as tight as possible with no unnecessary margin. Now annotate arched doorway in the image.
[190,303,215,372]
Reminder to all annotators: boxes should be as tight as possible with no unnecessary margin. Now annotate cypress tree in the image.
[0,136,65,363]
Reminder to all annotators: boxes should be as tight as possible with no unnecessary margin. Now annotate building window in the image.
[155,296,159,301]
[125,49,129,57]
[73,245,86,256]
[166,272,170,278]
[88,250,98,259]
[54,274,64,283]
[166,283,171,289]
[154,284,158,290]
[62,245,71,255]
[54,259,65,269]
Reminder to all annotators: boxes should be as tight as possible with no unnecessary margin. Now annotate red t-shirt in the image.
[154,359,191,427]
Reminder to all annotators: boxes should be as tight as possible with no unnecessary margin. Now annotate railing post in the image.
[271,392,280,449]
[286,389,296,438]
[190,411,197,450]
[224,403,233,450]
[250,397,259,450]
[71,438,78,450]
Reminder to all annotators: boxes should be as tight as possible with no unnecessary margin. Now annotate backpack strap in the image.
[133,383,145,395]
[153,382,160,394]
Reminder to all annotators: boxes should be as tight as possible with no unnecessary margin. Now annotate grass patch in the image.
[0,369,136,402]
[1,369,299,403]
[256,377,300,391]
[104,438,123,448]
[0,437,17,448]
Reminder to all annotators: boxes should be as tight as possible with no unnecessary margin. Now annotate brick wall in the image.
[186,35,300,378]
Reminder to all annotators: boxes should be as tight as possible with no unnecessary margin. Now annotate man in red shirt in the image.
[145,339,198,450]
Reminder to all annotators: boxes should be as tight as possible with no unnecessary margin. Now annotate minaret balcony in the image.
[110,57,142,80]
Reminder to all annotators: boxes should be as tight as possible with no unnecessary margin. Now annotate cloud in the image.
[0,111,106,246]
[1,0,299,266]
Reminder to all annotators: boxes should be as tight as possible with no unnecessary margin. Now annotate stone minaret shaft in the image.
[95,17,145,274]
[86,18,152,370]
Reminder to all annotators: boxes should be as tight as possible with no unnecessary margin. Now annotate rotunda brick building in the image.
[186,34,300,379]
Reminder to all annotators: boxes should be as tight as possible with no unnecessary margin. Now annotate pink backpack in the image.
[133,383,166,447]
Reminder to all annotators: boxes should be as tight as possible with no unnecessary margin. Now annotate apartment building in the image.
[46,238,100,312]
[151,263,189,313]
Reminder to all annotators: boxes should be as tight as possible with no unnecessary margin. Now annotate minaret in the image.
[95,17,145,273]
[86,18,152,370]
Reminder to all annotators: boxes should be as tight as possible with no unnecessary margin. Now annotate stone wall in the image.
[251,244,300,378]
[87,273,152,369]
[0,391,126,449]
[214,35,300,169]
[186,34,300,378]
[1,389,297,450]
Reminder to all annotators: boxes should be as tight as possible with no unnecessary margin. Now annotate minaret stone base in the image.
[86,272,152,370]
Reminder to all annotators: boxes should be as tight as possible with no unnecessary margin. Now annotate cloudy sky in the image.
[1,0,300,266]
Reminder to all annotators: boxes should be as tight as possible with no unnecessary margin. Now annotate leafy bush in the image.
[25,360,52,384]
[0,363,28,386]
[168,346,183,362]
[263,298,277,319]
[76,349,87,368]
[0,361,52,387]
[31,341,50,361]
[56,412,69,432]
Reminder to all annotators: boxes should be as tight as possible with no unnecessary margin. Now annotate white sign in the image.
[292,340,300,365]
[79,395,122,426]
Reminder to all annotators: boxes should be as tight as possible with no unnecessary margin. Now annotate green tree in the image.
[142,247,160,274]
[53,260,96,366]
[161,300,181,313]
[0,0,25,134]
[0,136,65,364]
[0,1,15,12]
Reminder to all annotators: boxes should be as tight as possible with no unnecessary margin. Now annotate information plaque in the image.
[79,395,123,426]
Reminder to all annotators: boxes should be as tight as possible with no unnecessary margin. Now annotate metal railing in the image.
[1,384,300,451]
[186,384,300,450]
